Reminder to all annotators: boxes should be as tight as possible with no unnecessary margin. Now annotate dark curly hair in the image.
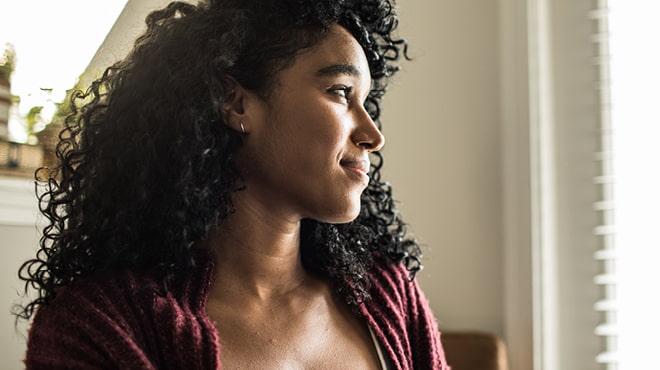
[16,0,421,321]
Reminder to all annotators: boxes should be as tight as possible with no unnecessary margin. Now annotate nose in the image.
[353,107,385,152]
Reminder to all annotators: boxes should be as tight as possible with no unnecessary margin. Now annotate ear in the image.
[221,77,263,135]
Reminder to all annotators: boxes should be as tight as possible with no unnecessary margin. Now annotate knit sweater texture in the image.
[25,250,449,369]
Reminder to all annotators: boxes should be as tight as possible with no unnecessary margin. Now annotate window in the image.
[605,1,660,368]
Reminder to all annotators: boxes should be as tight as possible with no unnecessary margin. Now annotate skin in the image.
[201,25,386,368]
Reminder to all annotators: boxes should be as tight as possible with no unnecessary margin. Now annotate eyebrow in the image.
[315,63,361,78]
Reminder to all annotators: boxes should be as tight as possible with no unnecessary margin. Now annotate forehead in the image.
[309,25,368,68]
[275,25,371,85]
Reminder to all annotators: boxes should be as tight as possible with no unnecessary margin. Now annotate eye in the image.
[327,85,353,101]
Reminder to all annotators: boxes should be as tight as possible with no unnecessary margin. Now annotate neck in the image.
[201,193,312,301]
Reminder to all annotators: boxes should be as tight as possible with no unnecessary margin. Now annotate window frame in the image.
[500,0,603,369]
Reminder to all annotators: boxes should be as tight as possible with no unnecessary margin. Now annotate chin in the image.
[322,205,361,224]
[307,193,363,224]
[330,215,359,225]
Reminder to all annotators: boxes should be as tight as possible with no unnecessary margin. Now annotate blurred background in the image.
[1,1,658,369]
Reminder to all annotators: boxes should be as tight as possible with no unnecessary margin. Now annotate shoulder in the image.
[366,257,420,310]
[362,257,450,369]
[37,268,158,325]
[26,269,159,369]
[25,251,220,369]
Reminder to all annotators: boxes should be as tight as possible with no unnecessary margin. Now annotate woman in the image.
[18,0,449,368]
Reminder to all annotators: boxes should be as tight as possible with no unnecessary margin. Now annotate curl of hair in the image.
[16,0,420,320]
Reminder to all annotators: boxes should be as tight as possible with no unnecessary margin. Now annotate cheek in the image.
[277,105,347,151]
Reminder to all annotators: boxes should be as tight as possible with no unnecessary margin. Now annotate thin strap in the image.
[368,326,388,370]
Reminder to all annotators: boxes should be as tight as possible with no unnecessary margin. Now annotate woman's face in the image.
[238,25,384,224]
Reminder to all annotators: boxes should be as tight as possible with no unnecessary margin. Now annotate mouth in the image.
[340,159,370,181]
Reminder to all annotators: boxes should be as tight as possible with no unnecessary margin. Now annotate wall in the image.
[0,177,42,370]
[382,0,504,336]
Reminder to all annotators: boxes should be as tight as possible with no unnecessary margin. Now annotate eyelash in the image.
[328,85,353,100]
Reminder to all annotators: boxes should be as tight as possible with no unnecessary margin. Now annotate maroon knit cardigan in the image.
[25,250,449,369]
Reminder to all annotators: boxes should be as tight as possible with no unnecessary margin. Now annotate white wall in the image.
[1,225,39,370]
[382,0,504,336]
[0,177,42,370]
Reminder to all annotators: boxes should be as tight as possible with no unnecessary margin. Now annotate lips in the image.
[340,159,370,178]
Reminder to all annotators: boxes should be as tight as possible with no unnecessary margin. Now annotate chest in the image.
[207,298,382,369]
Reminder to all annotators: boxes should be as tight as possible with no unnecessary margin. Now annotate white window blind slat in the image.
[594,299,618,312]
[589,8,609,20]
[594,225,615,236]
[595,323,618,337]
[594,249,617,261]
[593,201,614,211]
[593,176,614,185]
[596,351,620,364]
[594,274,617,285]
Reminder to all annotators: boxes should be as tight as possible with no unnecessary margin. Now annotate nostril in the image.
[366,130,385,152]
[355,129,385,152]
[359,142,374,150]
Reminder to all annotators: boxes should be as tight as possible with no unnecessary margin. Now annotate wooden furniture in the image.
[441,331,509,370]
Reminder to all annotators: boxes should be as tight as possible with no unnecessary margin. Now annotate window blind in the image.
[590,0,618,368]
